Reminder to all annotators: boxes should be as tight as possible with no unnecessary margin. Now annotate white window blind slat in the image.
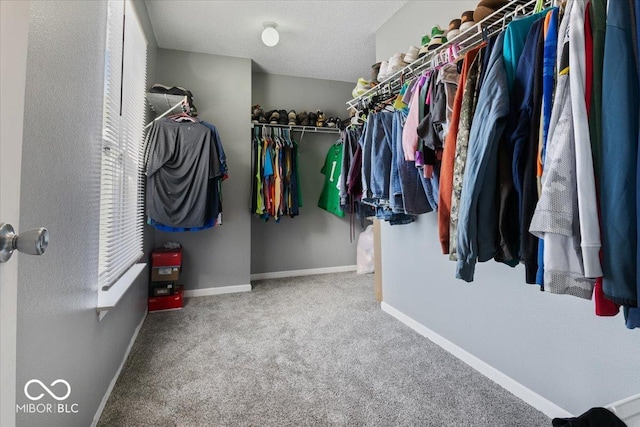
[98,0,147,290]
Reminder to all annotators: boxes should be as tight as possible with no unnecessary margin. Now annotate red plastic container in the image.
[148,285,183,312]
[151,247,183,268]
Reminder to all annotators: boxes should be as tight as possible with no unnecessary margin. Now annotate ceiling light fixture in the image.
[261,22,279,47]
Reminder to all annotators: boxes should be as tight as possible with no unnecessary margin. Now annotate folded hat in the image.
[420,33,431,47]
[404,45,419,64]
[474,0,509,23]
[448,18,461,32]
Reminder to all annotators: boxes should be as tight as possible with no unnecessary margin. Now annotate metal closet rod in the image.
[346,0,554,110]
[251,123,340,134]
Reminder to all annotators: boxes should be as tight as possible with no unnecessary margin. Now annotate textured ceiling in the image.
[144,0,408,83]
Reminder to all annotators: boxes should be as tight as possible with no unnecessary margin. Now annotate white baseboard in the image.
[92,309,147,427]
[250,265,357,281]
[608,393,640,427]
[183,284,252,298]
[381,301,574,419]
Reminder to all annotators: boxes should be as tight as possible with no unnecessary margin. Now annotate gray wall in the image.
[381,216,640,414]
[251,73,359,274]
[377,1,640,416]
[154,49,252,290]
[16,1,157,426]
[375,0,477,62]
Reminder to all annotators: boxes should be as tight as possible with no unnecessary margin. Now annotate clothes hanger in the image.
[283,128,293,147]
[167,111,198,123]
[533,0,545,13]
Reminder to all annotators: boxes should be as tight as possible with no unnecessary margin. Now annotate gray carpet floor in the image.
[98,272,550,426]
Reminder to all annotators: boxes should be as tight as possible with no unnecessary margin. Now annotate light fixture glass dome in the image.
[262,22,279,47]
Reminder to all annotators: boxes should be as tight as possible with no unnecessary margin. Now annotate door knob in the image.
[0,223,49,263]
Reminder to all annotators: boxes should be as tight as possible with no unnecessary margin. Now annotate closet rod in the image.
[346,0,552,110]
[144,95,188,130]
[251,123,340,135]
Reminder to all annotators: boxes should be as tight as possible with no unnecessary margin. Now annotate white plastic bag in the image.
[356,224,375,274]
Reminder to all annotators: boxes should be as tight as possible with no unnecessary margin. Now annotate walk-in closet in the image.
[3,1,639,426]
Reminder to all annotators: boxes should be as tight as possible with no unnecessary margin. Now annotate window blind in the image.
[98,0,147,290]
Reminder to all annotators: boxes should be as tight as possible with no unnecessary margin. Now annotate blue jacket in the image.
[507,18,545,283]
[601,0,639,306]
[456,33,510,282]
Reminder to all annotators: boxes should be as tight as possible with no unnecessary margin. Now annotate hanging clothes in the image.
[251,126,302,221]
[439,45,483,255]
[449,45,485,262]
[600,0,640,327]
[318,142,345,218]
[345,0,640,328]
[455,32,509,282]
[145,117,226,230]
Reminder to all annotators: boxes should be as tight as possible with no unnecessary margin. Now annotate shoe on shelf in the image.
[288,110,297,125]
[326,117,336,128]
[316,111,326,127]
[308,112,317,127]
[278,109,288,125]
[251,104,263,124]
[297,111,309,126]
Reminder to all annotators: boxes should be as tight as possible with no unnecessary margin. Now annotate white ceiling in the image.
[144,0,409,83]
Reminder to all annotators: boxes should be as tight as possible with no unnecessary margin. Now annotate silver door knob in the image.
[0,223,49,263]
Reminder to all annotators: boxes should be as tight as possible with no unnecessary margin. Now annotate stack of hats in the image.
[474,0,510,23]
[378,61,389,81]
[459,10,475,32]
[419,25,450,57]
[354,0,510,93]
[404,45,419,64]
[418,33,431,58]
[427,25,447,51]
[388,52,409,74]
[377,52,410,81]
[447,18,462,40]
[371,62,381,84]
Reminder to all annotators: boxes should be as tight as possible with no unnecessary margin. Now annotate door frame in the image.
[0,1,30,426]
